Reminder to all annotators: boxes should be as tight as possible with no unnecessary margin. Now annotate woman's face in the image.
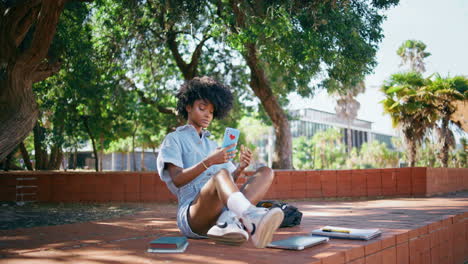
[186,99,214,130]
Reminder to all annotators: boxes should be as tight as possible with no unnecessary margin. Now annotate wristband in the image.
[201,160,209,169]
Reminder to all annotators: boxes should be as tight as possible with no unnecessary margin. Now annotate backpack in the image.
[256,200,303,228]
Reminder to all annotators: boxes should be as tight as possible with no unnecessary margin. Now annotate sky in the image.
[287,0,468,136]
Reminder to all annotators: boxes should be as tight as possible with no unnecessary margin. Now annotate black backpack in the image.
[256,200,303,228]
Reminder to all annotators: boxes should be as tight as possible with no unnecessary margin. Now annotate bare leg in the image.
[188,169,238,235]
[239,166,274,205]
[188,167,275,235]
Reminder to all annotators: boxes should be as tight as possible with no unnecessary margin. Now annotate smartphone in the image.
[222,127,240,155]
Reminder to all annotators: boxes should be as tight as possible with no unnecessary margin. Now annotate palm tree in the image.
[397,40,431,73]
[333,80,365,154]
[423,75,468,167]
[381,72,438,167]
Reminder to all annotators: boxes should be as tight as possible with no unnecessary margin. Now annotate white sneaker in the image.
[207,210,249,245]
[240,206,284,248]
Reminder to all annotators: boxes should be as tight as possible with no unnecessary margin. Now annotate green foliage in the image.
[310,128,346,169]
[292,129,402,169]
[32,3,100,157]
[237,115,270,148]
[346,141,399,169]
[382,39,467,168]
[90,0,248,150]
[452,138,467,168]
[380,71,438,166]
[223,0,399,95]
[30,2,149,171]
[396,40,431,72]
[20,0,403,171]
[415,138,440,167]
[293,136,315,170]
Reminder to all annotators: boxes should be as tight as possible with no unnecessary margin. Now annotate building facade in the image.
[254,108,397,167]
[290,108,395,150]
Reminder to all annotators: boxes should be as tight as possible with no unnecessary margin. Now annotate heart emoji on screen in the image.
[229,134,236,140]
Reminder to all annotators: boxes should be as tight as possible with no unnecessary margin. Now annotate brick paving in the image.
[1,192,467,264]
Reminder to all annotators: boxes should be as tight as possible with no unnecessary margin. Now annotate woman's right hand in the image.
[204,143,237,166]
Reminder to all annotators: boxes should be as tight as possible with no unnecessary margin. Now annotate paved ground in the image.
[0,202,147,230]
[1,192,467,264]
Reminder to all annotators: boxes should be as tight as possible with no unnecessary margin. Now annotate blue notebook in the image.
[147,236,188,253]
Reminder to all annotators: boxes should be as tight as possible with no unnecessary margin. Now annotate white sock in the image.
[227,192,252,218]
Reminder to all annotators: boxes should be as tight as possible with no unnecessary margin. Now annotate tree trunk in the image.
[346,125,353,154]
[19,141,33,170]
[0,69,39,162]
[111,152,116,171]
[82,117,99,171]
[140,148,146,171]
[99,134,104,171]
[50,145,63,170]
[408,140,416,167]
[0,1,66,161]
[132,128,137,172]
[152,147,158,160]
[33,122,48,170]
[227,3,293,169]
[1,149,16,171]
[62,152,68,171]
[48,144,59,169]
[73,145,77,170]
[126,152,131,171]
[243,43,293,169]
[440,117,450,168]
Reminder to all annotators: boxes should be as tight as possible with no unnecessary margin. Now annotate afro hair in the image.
[176,76,234,120]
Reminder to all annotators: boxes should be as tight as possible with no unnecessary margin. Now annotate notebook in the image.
[147,236,189,253]
[311,226,382,240]
[267,235,329,250]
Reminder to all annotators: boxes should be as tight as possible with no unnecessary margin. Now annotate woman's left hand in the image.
[238,145,252,170]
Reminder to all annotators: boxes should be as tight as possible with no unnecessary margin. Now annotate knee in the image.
[256,166,274,181]
[213,168,231,182]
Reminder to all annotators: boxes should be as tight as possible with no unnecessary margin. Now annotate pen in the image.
[322,228,350,233]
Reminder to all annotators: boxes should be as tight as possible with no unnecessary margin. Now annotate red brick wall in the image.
[342,212,468,264]
[0,168,467,202]
[427,168,468,196]
[0,171,177,203]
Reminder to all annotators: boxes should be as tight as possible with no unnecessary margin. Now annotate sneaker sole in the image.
[208,232,248,246]
[252,208,284,248]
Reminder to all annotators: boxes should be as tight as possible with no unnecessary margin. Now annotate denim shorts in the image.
[177,200,208,239]
[176,176,212,239]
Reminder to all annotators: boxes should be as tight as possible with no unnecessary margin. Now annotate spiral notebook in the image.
[311,226,382,240]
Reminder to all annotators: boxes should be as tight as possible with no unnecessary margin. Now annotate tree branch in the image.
[0,0,41,63]
[17,0,67,70]
[14,3,41,47]
[166,29,189,77]
[187,34,211,72]
[135,90,177,115]
[229,0,246,33]
[121,75,178,116]
[31,60,62,83]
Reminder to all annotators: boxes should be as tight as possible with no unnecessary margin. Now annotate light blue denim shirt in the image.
[156,124,236,206]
